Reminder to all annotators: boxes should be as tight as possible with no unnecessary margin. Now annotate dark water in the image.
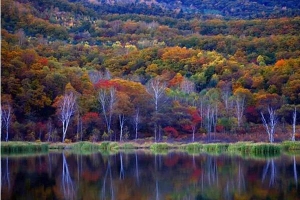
[1,151,300,200]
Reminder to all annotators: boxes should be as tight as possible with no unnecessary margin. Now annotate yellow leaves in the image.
[124,43,137,52]
[161,46,195,62]
[145,63,159,77]
[252,75,264,89]
[233,87,251,96]
[31,63,43,70]
[65,82,76,93]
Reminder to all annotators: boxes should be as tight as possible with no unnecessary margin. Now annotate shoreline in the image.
[1,141,300,158]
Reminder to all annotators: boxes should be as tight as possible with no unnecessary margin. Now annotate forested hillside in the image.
[1,0,300,142]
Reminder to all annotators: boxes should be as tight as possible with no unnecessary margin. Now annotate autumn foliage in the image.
[1,0,300,142]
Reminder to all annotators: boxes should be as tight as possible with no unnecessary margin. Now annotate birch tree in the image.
[88,69,111,84]
[147,78,166,112]
[56,92,77,142]
[221,82,232,113]
[203,88,220,140]
[261,107,278,143]
[292,107,297,141]
[1,103,12,142]
[134,108,140,140]
[114,92,132,141]
[147,78,167,142]
[98,87,116,140]
[233,88,252,128]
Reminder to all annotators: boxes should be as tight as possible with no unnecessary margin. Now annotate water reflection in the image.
[101,158,114,200]
[1,151,300,199]
[294,155,298,187]
[262,158,277,187]
[1,157,11,191]
[61,153,75,200]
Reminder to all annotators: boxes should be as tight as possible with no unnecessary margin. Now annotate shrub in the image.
[64,139,72,143]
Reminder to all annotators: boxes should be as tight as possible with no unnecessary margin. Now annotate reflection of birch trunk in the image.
[155,179,159,200]
[294,156,298,186]
[135,152,140,185]
[62,153,75,200]
[237,161,245,193]
[2,157,11,190]
[262,159,276,187]
[119,153,124,180]
[154,154,157,170]
[206,156,218,186]
[76,154,82,184]
[101,159,114,200]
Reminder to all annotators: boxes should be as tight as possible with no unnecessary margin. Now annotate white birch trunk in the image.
[119,114,125,141]
[292,107,297,141]
[58,92,77,142]
[261,107,277,143]
[134,108,139,140]
[1,104,12,142]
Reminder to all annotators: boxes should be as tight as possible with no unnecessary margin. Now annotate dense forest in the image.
[1,0,300,142]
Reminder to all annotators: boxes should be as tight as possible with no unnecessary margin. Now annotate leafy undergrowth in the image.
[1,141,49,155]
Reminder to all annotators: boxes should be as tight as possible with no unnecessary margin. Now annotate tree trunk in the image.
[119,114,125,142]
[6,125,9,142]
[292,107,296,141]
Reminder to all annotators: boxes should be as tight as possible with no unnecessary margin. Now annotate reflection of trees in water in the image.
[135,152,140,185]
[1,157,11,190]
[1,152,299,199]
[262,158,277,187]
[197,155,247,200]
[101,157,115,200]
[237,161,246,194]
[119,153,124,180]
[61,153,76,200]
[293,156,298,187]
[205,156,218,186]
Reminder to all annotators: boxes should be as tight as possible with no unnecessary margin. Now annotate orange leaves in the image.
[161,46,195,62]
[168,73,184,88]
[254,92,282,110]
[38,57,48,66]
[94,79,117,90]
[274,59,286,68]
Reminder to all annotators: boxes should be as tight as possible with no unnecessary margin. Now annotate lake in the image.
[1,151,300,200]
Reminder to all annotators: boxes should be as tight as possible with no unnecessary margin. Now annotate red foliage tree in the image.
[164,126,179,138]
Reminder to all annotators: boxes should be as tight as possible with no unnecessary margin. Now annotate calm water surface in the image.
[1,151,300,200]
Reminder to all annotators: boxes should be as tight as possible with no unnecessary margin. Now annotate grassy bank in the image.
[2,141,300,157]
[1,141,49,155]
